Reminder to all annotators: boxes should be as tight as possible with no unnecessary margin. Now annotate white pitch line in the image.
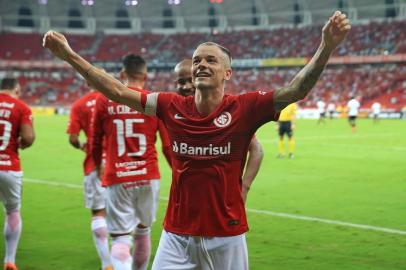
[246,208,406,236]
[25,178,406,236]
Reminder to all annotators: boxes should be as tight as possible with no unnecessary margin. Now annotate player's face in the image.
[192,45,232,91]
[175,65,195,97]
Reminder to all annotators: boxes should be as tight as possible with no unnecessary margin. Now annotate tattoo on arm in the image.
[274,44,333,111]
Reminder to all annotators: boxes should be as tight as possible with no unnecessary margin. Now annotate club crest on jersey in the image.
[213,112,232,128]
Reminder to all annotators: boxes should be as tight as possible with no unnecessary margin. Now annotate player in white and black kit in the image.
[327,102,336,119]
[317,99,326,124]
[43,10,351,269]
[371,101,381,124]
[0,78,35,270]
[347,96,360,133]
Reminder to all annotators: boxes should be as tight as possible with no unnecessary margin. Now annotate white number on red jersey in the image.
[113,119,146,157]
[0,120,12,151]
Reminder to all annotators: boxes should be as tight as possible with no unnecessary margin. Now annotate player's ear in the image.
[119,70,126,81]
[224,68,232,81]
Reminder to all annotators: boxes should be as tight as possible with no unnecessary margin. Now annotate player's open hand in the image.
[322,11,351,50]
[42,30,74,61]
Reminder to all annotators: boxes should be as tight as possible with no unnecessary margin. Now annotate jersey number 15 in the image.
[113,119,146,157]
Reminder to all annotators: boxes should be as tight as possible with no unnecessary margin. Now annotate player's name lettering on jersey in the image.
[86,99,96,107]
[0,154,10,159]
[108,105,139,115]
[173,141,231,156]
[0,109,11,118]
[115,160,146,168]
[0,102,15,109]
[116,168,147,177]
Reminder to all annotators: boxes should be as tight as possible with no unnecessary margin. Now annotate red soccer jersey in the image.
[92,87,170,187]
[0,93,33,171]
[145,90,279,237]
[67,91,99,175]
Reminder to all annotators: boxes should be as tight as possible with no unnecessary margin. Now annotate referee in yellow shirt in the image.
[277,103,297,159]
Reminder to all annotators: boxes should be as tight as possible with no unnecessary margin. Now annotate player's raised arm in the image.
[42,31,144,113]
[273,11,351,112]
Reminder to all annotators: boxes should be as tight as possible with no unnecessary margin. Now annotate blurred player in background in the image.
[347,96,360,133]
[174,59,264,203]
[277,103,297,159]
[92,54,171,270]
[371,101,381,124]
[327,101,336,119]
[0,78,35,270]
[44,10,351,269]
[174,59,195,97]
[67,83,112,270]
[316,99,326,124]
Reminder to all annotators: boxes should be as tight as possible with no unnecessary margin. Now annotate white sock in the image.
[111,235,133,270]
[91,217,111,268]
[4,211,21,264]
[133,227,151,270]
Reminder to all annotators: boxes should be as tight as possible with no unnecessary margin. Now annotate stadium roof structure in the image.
[0,0,405,34]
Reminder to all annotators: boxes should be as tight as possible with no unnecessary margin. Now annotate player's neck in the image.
[0,90,17,99]
[194,88,224,116]
[125,80,144,89]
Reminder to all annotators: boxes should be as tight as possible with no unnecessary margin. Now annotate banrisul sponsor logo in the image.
[172,141,231,156]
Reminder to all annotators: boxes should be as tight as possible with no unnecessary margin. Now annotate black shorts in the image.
[320,112,326,118]
[348,116,357,121]
[279,121,293,137]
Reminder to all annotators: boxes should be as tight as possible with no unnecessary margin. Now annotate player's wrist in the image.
[65,50,80,64]
[242,182,251,191]
[319,40,335,54]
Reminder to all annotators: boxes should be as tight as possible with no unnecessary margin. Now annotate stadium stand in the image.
[2,64,404,111]
[1,20,406,61]
[0,0,405,113]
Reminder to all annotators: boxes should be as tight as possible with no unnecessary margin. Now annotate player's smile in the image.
[195,71,211,78]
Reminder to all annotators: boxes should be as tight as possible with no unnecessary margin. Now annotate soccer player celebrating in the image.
[0,78,35,270]
[174,58,264,203]
[91,54,171,270]
[67,86,112,270]
[43,10,350,269]
[347,96,360,133]
[277,102,297,159]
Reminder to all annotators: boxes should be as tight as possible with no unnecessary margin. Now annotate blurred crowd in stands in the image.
[1,20,405,62]
[0,19,405,109]
[2,64,404,110]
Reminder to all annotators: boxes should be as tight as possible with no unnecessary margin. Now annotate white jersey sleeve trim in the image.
[145,93,159,116]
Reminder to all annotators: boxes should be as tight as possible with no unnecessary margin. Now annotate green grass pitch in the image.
[1,115,405,270]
